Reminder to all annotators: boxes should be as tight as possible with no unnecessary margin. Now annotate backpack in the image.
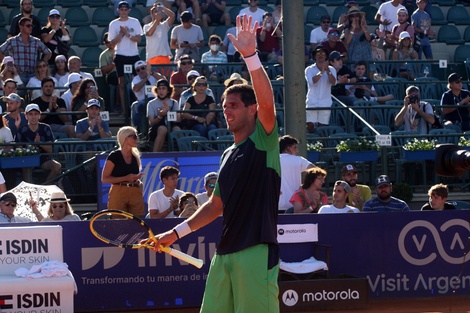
[425,103,443,131]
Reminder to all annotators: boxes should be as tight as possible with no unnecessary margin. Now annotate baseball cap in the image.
[3,56,14,65]
[118,1,130,8]
[55,55,67,63]
[25,103,41,113]
[204,172,218,185]
[3,93,21,103]
[314,45,328,54]
[65,73,82,87]
[186,70,200,79]
[448,73,462,83]
[134,60,146,70]
[397,7,408,15]
[156,78,170,88]
[376,175,391,187]
[335,180,351,193]
[180,11,192,22]
[328,51,344,61]
[87,99,101,108]
[341,164,358,176]
[0,192,17,204]
[399,31,411,40]
[328,28,339,35]
[49,9,61,16]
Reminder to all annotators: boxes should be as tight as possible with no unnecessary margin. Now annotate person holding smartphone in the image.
[40,9,71,65]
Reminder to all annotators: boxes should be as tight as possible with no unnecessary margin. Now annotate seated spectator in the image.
[170,55,195,102]
[201,0,231,30]
[16,104,62,181]
[0,192,35,223]
[58,56,95,88]
[61,73,82,114]
[181,76,217,137]
[421,183,456,211]
[329,51,356,107]
[395,85,434,134]
[196,171,217,205]
[363,175,410,212]
[341,164,371,211]
[52,55,69,84]
[391,31,417,80]
[40,9,71,65]
[4,92,27,139]
[178,191,199,218]
[289,167,329,214]
[440,73,470,132]
[131,60,162,134]
[318,180,360,214]
[147,79,181,152]
[31,77,75,138]
[321,28,348,62]
[175,0,201,23]
[0,56,24,90]
[0,109,14,146]
[0,79,25,114]
[26,59,60,100]
[347,61,394,103]
[170,11,204,62]
[179,70,216,109]
[370,33,385,61]
[34,191,81,221]
[201,34,228,82]
[256,12,282,62]
[310,15,331,51]
[147,165,185,218]
[71,78,104,124]
[75,99,112,142]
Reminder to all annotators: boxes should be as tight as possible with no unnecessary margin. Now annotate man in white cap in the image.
[58,56,95,88]
[4,92,27,139]
[196,172,218,205]
[179,69,215,109]
[16,103,61,181]
[318,180,360,214]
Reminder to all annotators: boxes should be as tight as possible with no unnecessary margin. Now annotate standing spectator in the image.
[318,180,360,214]
[375,0,405,55]
[222,26,240,62]
[421,183,456,211]
[31,77,75,137]
[310,15,332,52]
[99,33,119,112]
[147,165,185,218]
[440,73,470,132]
[75,99,112,141]
[196,171,218,205]
[16,104,62,181]
[9,0,42,39]
[411,0,435,60]
[201,0,231,31]
[4,92,27,139]
[321,28,348,62]
[181,76,217,137]
[341,164,371,211]
[26,59,59,100]
[58,56,95,88]
[40,9,71,65]
[201,34,227,81]
[101,126,145,217]
[147,79,181,152]
[0,17,51,84]
[52,55,69,84]
[131,60,162,134]
[110,0,137,17]
[278,135,315,213]
[170,11,204,62]
[363,175,411,212]
[238,0,265,28]
[305,45,337,133]
[170,55,195,102]
[109,0,143,117]
[395,85,434,134]
[256,12,282,62]
[70,78,104,124]
[289,167,329,213]
[61,73,82,114]
[384,7,414,55]
[143,3,175,67]
[343,7,372,68]
[391,31,418,79]
[0,79,25,114]
[0,57,24,90]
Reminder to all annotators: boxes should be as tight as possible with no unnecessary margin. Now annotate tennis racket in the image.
[89,210,203,269]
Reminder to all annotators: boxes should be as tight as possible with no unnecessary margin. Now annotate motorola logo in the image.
[282,289,298,306]
[278,229,285,235]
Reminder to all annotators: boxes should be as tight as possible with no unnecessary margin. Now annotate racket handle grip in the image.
[160,245,204,269]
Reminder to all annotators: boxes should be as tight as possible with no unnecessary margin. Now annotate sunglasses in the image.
[24,24,33,28]
[322,20,331,24]
[180,61,192,65]
[208,183,215,188]
[350,14,360,18]
[52,204,64,209]
[136,67,146,72]
[196,83,207,87]
[329,33,340,37]
[128,134,138,139]
[50,15,60,19]
[454,80,462,84]
[3,202,16,207]
[188,76,197,81]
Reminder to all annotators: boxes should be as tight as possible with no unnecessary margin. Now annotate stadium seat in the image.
[176,136,210,151]
[324,0,345,5]
[361,5,378,25]
[83,0,109,6]
[65,7,90,26]
[447,6,470,25]
[3,0,20,8]
[9,8,20,25]
[34,0,55,7]
[37,7,54,25]
[57,0,83,7]
[0,11,7,27]
[91,7,115,27]
[225,0,241,5]
[430,6,447,25]
[229,6,240,25]
[332,6,348,26]
[81,46,103,67]
[463,26,470,41]
[305,6,329,25]
[438,25,464,44]
[129,7,144,21]
[434,0,456,4]
[73,26,100,47]
[0,28,8,44]
[355,0,371,4]
[305,24,313,45]
[169,130,200,151]
[454,45,470,63]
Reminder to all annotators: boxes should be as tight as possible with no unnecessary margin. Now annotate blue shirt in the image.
[363,196,410,212]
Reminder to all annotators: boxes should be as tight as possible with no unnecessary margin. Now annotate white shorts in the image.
[306,109,331,125]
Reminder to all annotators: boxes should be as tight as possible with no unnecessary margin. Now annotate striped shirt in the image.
[201,50,228,64]
[363,197,410,212]
[0,35,51,75]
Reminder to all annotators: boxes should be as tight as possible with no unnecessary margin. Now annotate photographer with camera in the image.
[395,85,435,134]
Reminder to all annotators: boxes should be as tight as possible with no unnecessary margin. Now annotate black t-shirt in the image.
[40,26,71,64]
[9,14,42,38]
[106,150,140,179]
[421,202,456,211]
[32,96,67,126]
[441,89,470,131]
[331,65,355,97]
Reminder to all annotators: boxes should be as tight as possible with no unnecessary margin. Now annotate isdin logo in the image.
[282,289,298,306]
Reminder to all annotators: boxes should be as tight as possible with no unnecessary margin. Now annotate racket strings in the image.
[92,216,149,246]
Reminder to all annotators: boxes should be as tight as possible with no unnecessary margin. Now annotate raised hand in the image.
[227,14,257,58]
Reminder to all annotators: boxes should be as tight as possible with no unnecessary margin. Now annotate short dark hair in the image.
[103,32,110,43]
[279,135,299,153]
[354,61,367,68]
[160,166,180,181]
[302,167,327,189]
[428,183,448,198]
[223,84,256,107]
[19,17,32,26]
[41,77,55,87]
[3,78,17,87]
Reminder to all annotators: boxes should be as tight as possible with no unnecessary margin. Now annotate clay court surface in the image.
[107,296,470,313]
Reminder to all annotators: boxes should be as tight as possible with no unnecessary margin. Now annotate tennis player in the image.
[154,14,281,313]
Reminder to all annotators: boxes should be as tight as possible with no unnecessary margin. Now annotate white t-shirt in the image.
[305,63,337,108]
[148,188,185,218]
[196,192,209,205]
[310,27,330,45]
[318,204,360,214]
[109,17,143,56]
[238,7,265,27]
[61,89,73,110]
[279,153,313,211]
[171,24,204,61]
[143,19,172,60]
[377,1,406,32]
[26,76,60,99]
[58,71,96,88]
[42,214,81,222]
[131,75,157,101]
[0,127,13,143]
